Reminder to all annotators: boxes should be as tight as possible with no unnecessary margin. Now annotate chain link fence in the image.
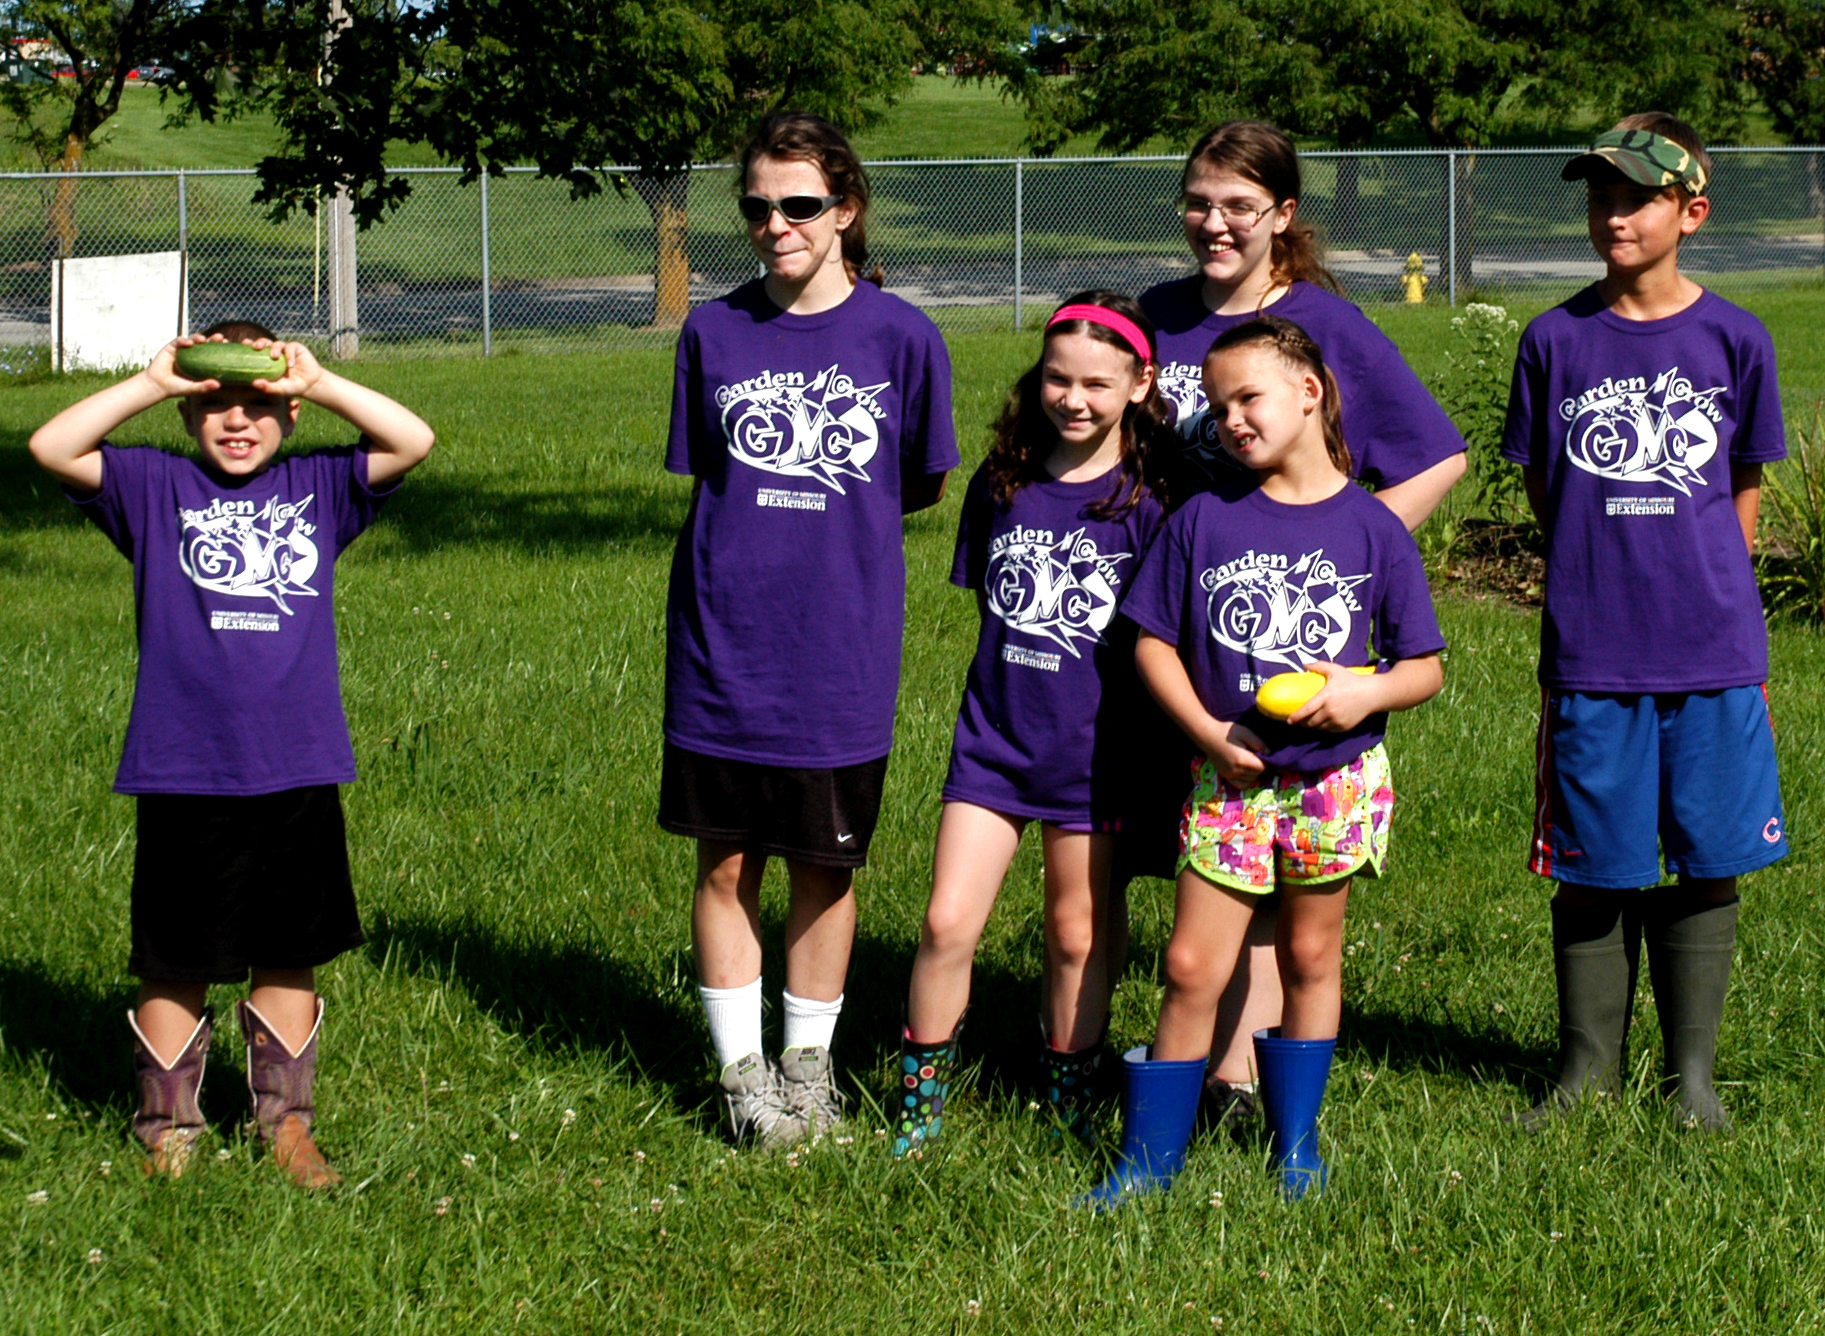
[2,146,1821,363]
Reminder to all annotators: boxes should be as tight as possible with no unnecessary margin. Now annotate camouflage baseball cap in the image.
[1562,129,1708,195]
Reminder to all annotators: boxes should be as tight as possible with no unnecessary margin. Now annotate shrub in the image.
[1757,406,1825,622]
[1436,303,1529,529]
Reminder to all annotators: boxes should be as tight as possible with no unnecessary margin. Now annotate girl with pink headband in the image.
[890,291,1173,1155]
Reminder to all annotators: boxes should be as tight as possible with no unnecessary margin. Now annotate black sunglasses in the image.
[738,193,843,225]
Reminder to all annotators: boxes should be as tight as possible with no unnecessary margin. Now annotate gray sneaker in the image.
[777,1045,848,1142]
[719,1053,791,1146]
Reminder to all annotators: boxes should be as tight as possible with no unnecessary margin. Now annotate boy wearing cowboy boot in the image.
[29,321,434,1184]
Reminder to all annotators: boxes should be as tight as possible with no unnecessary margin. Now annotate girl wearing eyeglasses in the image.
[1127,120,1466,1135]
[661,111,959,1150]
[891,292,1171,1157]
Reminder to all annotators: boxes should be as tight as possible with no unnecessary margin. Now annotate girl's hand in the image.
[249,339,324,399]
[1206,720,1267,783]
[143,334,221,399]
[1288,660,1383,732]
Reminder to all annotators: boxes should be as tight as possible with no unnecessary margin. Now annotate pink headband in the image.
[1046,303,1153,364]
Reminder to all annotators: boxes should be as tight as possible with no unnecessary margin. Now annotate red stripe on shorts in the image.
[1531,686,1555,878]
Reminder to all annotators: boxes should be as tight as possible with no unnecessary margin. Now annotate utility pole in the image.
[325,0,359,358]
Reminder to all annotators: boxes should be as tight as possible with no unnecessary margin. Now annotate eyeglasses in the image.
[738,193,843,225]
[1178,196,1276,230]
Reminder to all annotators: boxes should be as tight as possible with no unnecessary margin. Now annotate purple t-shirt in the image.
[1139,278,1467,496]
[942,462,1165,823]
[665,279,960,767]
[1121,479,1446,773]
[1501,287,1785,692]
[72,444,391,795]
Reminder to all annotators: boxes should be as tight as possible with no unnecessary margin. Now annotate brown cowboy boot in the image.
[238,996,342,1189]
[128,1007,214,1178]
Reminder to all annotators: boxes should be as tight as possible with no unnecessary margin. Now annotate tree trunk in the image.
[1331,154,1360,246]
[1809,153,1824,272]
[633,173,692,330]
[48,133,83,259]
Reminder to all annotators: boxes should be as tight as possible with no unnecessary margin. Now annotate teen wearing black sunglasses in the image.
[737,193,843,225]
[658,111,958,1151]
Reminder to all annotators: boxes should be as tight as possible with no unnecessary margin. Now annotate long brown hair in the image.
[987,291,1172,518]
[1205,315,1350,476]
[739,111,884,287]
[1183,121,1340,298]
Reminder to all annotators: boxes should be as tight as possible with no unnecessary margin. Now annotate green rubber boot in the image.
[1514,895,1639,1131]
[1644,896,1738,1133]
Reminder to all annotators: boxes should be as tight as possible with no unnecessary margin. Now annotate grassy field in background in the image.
[0,77,1135,172]
[1,308,1824,1333]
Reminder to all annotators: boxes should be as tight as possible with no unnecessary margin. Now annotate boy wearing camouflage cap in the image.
[1500,113,1787,1132]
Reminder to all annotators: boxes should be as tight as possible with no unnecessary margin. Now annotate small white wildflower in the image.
[443,611,451,620]
[1549,1230,1564,1243]
[98,1161,112,1177]
[216,1148,233,1160]
[965,1300,981,1317]
[561,1108,577,1126]
[508,1131,520,1142]
[1211,1320,1224,1329]
[649,1198,663,1212]
[87,1248,103,1265]
[835,1135,854,1146]
[26,1190,47,1206]
[1026,1101,1041,1112]
[633,1150,647,1162]
[434,1196,452,1216]
[44,1112,56,1121]
[462,1153,476,1169]
[1209,1191,1223,1207]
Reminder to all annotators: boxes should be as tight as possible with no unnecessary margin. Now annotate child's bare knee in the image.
[1163,939,1221,1000]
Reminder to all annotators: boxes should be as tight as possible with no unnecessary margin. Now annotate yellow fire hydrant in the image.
[1400,252,1429,304]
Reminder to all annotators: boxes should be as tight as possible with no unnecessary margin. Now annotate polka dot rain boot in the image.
[891,1012,964,1159]
[1039,1020,1105,1148]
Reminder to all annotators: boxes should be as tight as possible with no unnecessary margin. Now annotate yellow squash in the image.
[1255,665,1377,722]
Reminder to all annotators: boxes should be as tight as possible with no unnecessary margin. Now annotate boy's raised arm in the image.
[255,342,435,488]
[29,340,210,494]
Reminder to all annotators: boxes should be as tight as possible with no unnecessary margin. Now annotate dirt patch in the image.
[1433,518,1545,607]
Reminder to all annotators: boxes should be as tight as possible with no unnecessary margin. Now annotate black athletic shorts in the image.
[657,741,888,869]
[129,785,365,984]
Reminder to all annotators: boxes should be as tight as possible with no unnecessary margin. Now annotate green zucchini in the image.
[174,341,286,385]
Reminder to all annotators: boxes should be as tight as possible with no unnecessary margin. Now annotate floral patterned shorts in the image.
[1177,744,1393,894]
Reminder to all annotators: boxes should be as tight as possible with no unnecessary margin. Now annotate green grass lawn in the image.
[1,309,1824,1333]
[0,78,1133,172]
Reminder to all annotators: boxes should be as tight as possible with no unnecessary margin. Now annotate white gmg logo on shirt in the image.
[986,526,1131,657]
[1202,547,1368,672]
[177,494,320,614]
[717,364,889,494]
[1157,361,1230,453]
[1559,366,1724,495]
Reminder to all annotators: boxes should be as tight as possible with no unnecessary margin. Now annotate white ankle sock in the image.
[699,977,764,1071]
[782,990,844,1053]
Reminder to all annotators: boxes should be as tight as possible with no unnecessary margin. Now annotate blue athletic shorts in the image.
[1530,685,1787,890]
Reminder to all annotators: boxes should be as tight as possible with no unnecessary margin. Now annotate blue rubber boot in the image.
[1253,1028,1336,1200]
[1073,1045,1205,1210]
